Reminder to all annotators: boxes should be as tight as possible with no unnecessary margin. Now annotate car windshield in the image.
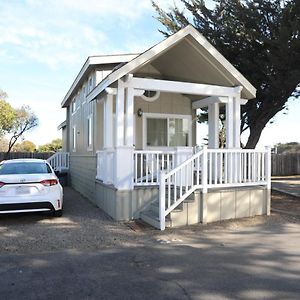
[0,162,52,175]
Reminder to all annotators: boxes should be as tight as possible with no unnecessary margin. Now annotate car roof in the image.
[1,159,47,164]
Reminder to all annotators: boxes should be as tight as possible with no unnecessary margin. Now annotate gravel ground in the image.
[0,187,299,255]
[272,190,300,214]
[0,187,146,254]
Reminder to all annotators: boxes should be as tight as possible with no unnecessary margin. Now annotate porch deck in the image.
[96,146,271,229]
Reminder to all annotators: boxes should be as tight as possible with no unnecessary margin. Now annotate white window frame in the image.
[82,84,86,104]
[72,126,76,152]
[142,113,192,150]
[71,98,76,115]
[87,114,93,151]
[88,76,93,93]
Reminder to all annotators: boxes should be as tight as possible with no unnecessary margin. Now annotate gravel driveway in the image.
[1,188,300,299]
[0,187,299,255]
[0,187,146,254]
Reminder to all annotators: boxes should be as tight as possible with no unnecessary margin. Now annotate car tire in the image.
[53,209,63,217]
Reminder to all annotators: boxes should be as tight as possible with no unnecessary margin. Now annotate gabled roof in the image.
[61,54,139,107]
[85,25,256,103]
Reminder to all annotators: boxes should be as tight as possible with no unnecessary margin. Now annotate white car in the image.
[0,159,63,216]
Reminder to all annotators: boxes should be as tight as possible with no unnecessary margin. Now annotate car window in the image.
[0,162,52,175]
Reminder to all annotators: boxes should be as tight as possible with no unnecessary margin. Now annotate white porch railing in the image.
[133,150,176,186]
[96,149,115,184]
[159,146,271,230]
[47,152,69,172]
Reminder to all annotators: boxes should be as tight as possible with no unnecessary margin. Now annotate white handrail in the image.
[47,152,69,172]
[159,147,271,230]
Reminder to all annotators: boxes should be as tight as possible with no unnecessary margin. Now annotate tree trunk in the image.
[245,122,266,149]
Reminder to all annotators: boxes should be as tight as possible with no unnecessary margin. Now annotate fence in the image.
[272,153,300,176]
[0,152,54,162]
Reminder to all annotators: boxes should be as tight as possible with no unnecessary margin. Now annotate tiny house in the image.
[54,26,271,230]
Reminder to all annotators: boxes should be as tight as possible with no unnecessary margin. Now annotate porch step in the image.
[140,190,196,229]
[140,210,171,230]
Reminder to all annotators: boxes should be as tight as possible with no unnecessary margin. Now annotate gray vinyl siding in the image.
[69,155,97,203]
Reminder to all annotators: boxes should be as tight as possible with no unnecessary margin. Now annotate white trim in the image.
[105,87,145,96]
[61,54,139,107]
[226,97,234,149]
[125,77,239,97]
[86,25,256,103]
[142,113,192,150]
[72,126,76,152]
[192,96,228,109]
[208,103,219,149]
[116,79,125,146]
[87,114,93,151]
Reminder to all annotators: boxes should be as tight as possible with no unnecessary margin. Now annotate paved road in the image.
[272,178,300,198]
[0,188,300,299]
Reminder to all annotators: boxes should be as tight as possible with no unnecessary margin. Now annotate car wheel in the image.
[53,209,63,217]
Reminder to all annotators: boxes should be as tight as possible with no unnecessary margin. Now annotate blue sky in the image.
[0,0,299,147]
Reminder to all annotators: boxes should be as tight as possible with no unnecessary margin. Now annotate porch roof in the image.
[86,25,256,103]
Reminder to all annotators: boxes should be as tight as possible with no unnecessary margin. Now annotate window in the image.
[82,85,86,102]
[71,98,76,114]
[88,77,93,92]
[72,126,76,151]
[145,114,190,148]
[0,162,52,175]
[87,115,92,149]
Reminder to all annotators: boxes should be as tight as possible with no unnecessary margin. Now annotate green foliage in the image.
[13,140,37,152]
[0,91,15,136]
[274,142,300,154]
[152,0,300,148]
[6,106,38,155]
[38,138,62,152]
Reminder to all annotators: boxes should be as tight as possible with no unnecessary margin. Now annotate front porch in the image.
[94,75,271,230]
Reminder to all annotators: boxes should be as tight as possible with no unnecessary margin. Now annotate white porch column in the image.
[116,79,125,147]
[233,96,241,148]
[208,103,219,149]
[226,96,234,149]
[114,79,134,190]
[125,87,134,146]
[103,94,113,149]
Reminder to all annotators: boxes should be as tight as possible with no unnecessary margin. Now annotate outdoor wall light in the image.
[137,108,143,117]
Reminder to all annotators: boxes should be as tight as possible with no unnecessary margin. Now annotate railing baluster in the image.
[209,152,212,185]
[180,168,183,197]
[224,152,228,184]
[140,153,143,183]
[168,176,171,209]
[262,152,265,181]
[196,156,200,185]
[219,152,223,184]
[214,152,217,184]
[134,153,137,184]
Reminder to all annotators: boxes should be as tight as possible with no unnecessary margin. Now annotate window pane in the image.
[147,118,167,146]
[88,117,92,146]
[169,118,189,146]
[0,162,52,175]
